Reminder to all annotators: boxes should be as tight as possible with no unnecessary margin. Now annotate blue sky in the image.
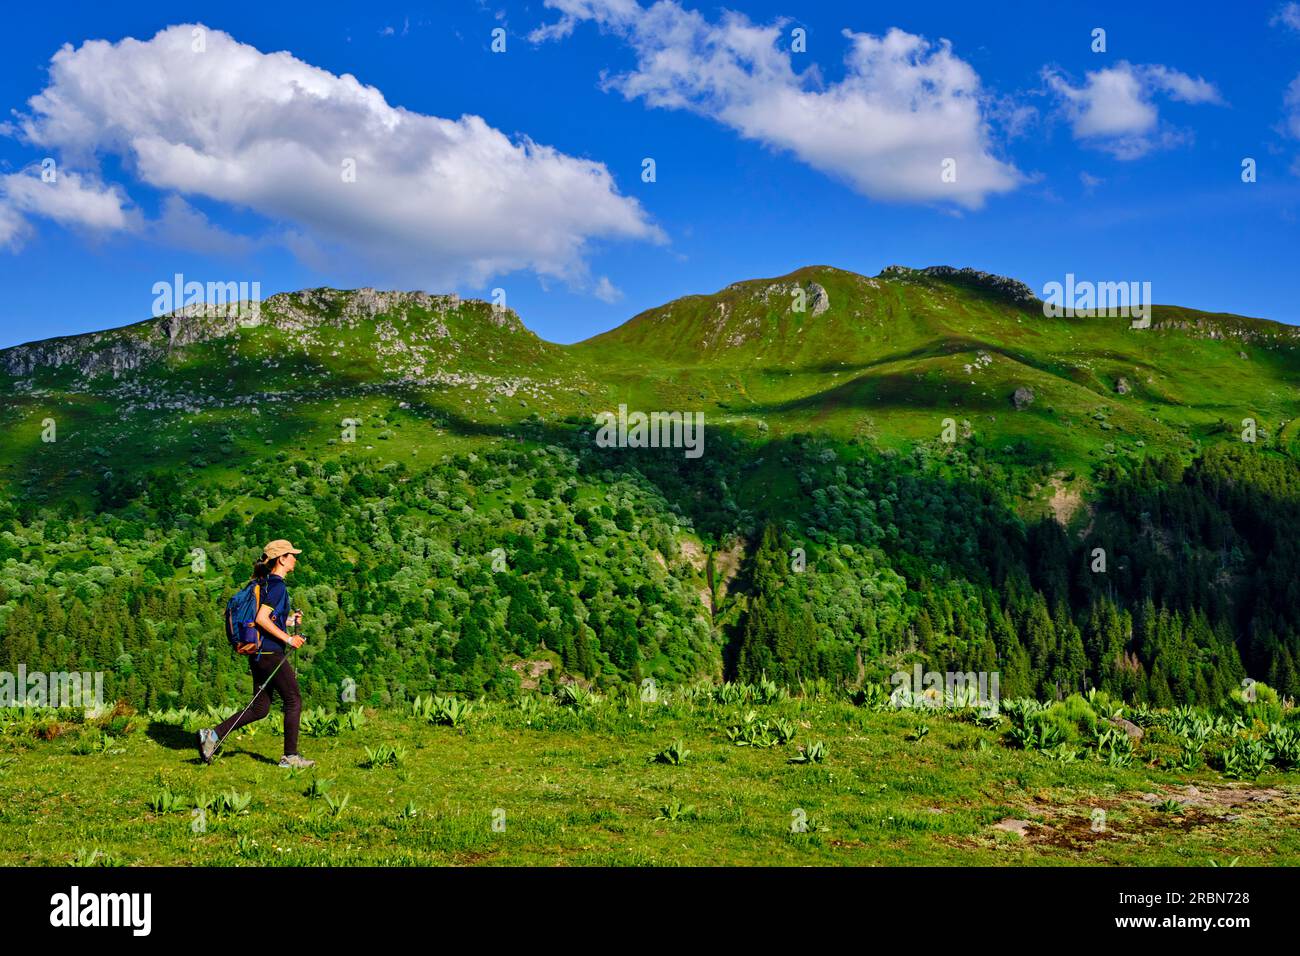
[0,0,1297,350]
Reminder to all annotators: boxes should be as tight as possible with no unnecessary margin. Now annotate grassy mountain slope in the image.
[0,288,600,502]
[2,265,1296,513]
[574,265,1300,474]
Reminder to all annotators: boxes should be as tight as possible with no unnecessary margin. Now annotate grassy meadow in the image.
[3,684,1297,867]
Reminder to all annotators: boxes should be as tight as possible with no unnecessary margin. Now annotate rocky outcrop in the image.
[808,282,830,316]
[1107,716,1144,741]
[880,264,1038,306]
[1,331,158,379]
[757,280,830,316]
[1151,317,1300,346]
[0,288,488,381]
[1012,386,1035,409]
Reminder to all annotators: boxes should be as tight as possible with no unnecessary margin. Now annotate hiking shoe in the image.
[279,754,315,769]
[196,728,219,764]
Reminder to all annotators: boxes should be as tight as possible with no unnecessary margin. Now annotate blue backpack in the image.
[224,578,267,656]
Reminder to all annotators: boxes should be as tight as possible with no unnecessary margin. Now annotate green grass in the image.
[3,695,1297,866]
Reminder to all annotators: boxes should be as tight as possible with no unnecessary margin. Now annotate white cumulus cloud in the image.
[3,23,662,291]
[531,0,1023,209]
[0,203,29,249]
[1043,61,1224,160]
[0,166,135,248]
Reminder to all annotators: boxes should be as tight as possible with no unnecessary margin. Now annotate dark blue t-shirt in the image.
[257,574,292,653]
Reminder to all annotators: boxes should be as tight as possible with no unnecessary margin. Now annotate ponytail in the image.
[252,553,277,580]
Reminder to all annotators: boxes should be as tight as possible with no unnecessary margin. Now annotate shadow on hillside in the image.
[741,369,1018,418]
[753,341,977,377]
[750,339,1105,397]
[420,405,1039,592]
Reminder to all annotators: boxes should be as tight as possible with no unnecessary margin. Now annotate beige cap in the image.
[262,539,303,561]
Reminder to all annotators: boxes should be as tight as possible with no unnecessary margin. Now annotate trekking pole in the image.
[208,619,300,762]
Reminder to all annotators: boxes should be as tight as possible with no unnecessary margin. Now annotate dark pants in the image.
[214,652,302,756]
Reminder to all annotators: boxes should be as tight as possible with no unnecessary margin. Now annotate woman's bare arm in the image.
[256,604,300,646]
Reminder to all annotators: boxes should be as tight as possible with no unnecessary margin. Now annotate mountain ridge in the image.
[0,287,537,380]
[5,264,1297,379]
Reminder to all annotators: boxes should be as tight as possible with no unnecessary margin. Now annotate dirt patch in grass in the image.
[1034,814,1117,851]
[1147,783,1290,808]
[980,781,1300,855]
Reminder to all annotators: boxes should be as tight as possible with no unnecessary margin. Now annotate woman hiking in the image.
[197,539,315,768]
